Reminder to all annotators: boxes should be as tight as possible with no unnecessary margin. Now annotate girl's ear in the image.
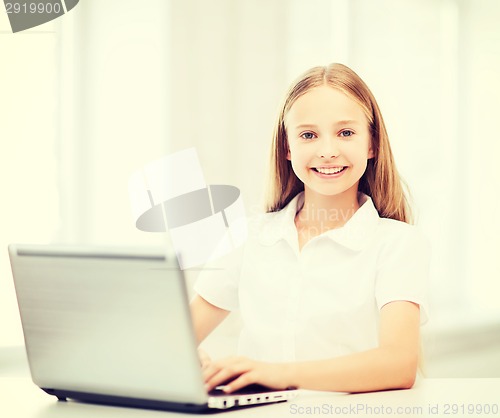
[286,149,291,160]
[368,140,375,159]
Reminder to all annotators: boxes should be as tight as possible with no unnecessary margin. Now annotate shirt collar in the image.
[258,192,380,251]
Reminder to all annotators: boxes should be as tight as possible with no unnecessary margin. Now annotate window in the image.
[0,18,59,346]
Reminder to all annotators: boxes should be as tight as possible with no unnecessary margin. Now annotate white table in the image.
[1,377,499,418]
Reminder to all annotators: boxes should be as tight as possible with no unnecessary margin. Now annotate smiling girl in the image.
[190,63,429,393]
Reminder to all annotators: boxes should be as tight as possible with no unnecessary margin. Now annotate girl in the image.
[190,63,429,394]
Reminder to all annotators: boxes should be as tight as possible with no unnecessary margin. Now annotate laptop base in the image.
[43,387,218,414]
[41,387,284,414]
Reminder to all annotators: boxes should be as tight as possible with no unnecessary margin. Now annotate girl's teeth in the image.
[316,167,344,174]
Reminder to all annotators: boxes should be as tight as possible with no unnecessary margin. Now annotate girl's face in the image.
[285,85,374,200]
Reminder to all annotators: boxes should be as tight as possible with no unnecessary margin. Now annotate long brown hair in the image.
[266,63,412,223]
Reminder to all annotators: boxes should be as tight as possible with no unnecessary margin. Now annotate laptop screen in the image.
[9,244,207,405]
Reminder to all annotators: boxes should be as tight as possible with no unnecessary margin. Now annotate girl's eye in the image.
[300,132,316,140]
[339,130,354,138]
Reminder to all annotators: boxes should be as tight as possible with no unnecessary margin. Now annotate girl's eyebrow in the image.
[334,119,360,126]
[292,120,360,130]
[293,123,318,130]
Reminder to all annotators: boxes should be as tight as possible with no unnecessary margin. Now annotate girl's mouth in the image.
[312,166,348,176]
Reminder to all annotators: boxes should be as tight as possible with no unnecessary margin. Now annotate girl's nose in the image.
[317,138,340,159]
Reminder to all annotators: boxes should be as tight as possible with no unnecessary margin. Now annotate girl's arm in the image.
[190,294,230,344]
[203,300,420,393]
[286,300,420,391]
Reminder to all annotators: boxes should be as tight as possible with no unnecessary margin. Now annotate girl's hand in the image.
[203,356,294,393]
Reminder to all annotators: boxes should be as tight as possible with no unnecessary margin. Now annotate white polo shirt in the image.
[194,192,429,362]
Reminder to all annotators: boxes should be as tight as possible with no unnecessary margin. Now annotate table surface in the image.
[1,377,499,418]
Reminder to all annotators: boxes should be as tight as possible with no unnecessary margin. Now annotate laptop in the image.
[8,244,297,413]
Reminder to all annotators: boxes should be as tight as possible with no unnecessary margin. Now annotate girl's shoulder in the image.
[377,216,424,236]
[375,217,430,257]
[249,210,283,226]
[244,208,294,247]
[378,216,415,233]
[245,200,294,228]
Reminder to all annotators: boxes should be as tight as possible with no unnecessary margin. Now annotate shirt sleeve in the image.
[193,244,244,311]
[375,225,431,325]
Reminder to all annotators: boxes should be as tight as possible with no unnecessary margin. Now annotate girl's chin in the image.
[303,181,360,199]
[304,187,352,198]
